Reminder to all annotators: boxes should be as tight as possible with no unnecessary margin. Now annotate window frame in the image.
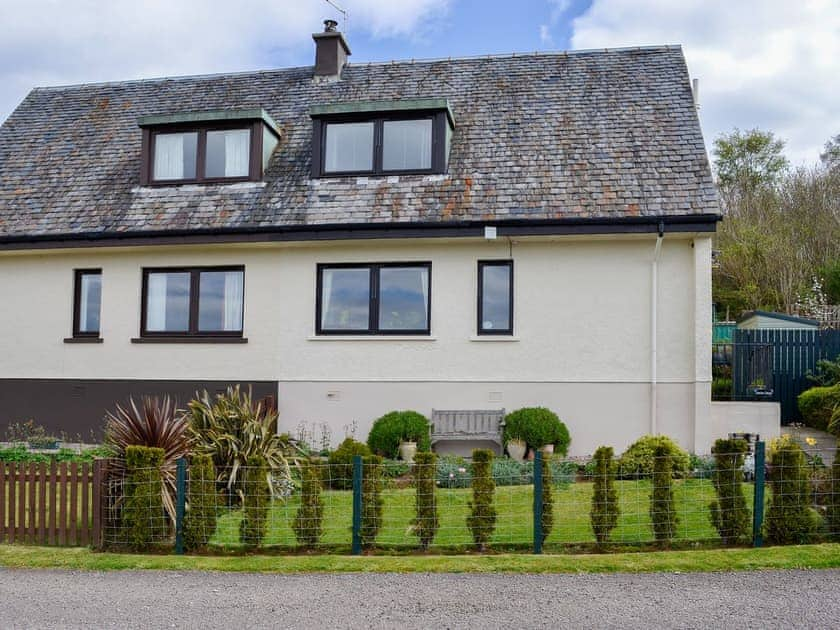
[477,260,514,336]
[311,111,448,178]
[315,262,432,336]
[72,269,103,338]
[140,265,246,339]
[140,122,265,186]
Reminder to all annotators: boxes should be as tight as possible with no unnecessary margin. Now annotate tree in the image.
[713,128,788,202]
[821,134,840,171]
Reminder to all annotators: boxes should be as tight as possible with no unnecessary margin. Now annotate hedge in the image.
[123,445,166,548]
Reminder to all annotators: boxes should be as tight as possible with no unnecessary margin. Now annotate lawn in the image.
[209,479,751,550]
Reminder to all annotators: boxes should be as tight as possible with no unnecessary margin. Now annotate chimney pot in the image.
[324,19,338,32]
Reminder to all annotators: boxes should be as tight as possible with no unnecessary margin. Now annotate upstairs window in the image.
[73,269,102,338]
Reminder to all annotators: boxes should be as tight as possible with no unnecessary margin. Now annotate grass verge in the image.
[0,544,839,574]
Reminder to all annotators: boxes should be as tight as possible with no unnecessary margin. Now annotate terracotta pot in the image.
[507,440,527,462]
[399,441,417,463]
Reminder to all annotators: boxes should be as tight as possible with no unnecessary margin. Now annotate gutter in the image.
[650,220,664,435]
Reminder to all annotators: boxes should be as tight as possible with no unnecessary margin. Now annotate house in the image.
[1,22,756,455]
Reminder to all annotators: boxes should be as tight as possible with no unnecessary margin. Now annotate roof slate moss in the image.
[0,46,719,241]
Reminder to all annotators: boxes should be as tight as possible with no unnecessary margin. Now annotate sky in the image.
[0,0,837,166]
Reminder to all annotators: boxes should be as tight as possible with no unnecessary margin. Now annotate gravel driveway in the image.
[1,568,838,629]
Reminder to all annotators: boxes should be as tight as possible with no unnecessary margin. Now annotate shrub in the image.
[539,454,554,544]
[711,378,732,400]
[366,411,431,459]
[690,453,717,480]
[293,458,324,548]
[828,440,840,540]
[381,459,410,479]
[411,452,439,550]
[503,407,570,456]
[466,449,497,549]
[806,353,840,387]
[650,444,679,544]
[437,454,471,489]
[184,454,218,551]
[764,437,820,544]
[326,438,371,490]
[361,455,384,548]
[708,438,751,545]
[5,419,57,445]
[617,435,691,479]
[590,446,619,545]
[239,454,270,547]
[122,445,166,548]
[105,396,192,526]
[797,384,840,431]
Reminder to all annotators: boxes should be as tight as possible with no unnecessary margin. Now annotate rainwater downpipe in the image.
[650,221,665,435]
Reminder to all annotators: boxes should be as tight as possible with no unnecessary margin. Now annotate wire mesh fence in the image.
[91,443,840,553]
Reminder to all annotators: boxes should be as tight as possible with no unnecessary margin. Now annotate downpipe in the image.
[651,222,664,435]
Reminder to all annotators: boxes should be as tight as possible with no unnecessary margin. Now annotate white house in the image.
[0,24,768,455]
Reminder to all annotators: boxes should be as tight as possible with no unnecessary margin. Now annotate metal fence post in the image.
[352,455,362,555]
[533,450,543,554]
[752,441,766,548]
[174,457,187,555]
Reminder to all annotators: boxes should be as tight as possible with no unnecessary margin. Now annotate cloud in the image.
[569,0,840,165]
[0,0,449,121]
[539,0,572,47]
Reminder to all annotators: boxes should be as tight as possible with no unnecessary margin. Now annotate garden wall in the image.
[705,402,781,452]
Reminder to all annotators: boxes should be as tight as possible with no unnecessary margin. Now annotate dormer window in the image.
[139,109,280,185]
[310,99,454,177]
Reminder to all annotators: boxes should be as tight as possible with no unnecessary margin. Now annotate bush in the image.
[503,407,570,456]
[411,452,439,550]
[466,449,497,549]
[361,455,384,548]
[650,444,679,544]
[828,440,840,540]
[122,445,166,548]
[617,435,691,479]
[711,378,733,400]
[798,384,840,431]
[590,446,619,545]
[293,458,324,548]
[764,437,821,544]
[381,459,410,479]
[367,411,431,459]
[539,454,554,544]
[239,454,269,547]
[708,438,751,545]
[326,438,370,490]
[437,454,471,489]
[690,453,717,480]
[184,454,218,551]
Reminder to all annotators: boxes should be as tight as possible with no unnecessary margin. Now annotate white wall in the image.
[707,402,781,452]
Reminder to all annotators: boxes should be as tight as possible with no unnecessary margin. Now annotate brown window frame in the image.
[477,260,514,336]
[311,111,449,178]
[139,266,246,339]
[72,269,103,339]
[140,122,266,186]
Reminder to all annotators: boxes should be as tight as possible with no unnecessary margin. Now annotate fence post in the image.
[533,450,543,554]
[174,457,187,555]
[752,441,766,548]
[352,455,363,555]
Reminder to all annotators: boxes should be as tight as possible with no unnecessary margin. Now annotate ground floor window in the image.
[477,260,513,335]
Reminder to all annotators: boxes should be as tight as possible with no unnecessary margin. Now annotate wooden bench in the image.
[430,409,505,456]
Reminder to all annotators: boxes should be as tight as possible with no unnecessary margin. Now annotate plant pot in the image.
[399,441,417,463]
[507,439,527,462]
[541,444,555,456]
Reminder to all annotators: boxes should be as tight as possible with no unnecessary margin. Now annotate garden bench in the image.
[430,409,505,457]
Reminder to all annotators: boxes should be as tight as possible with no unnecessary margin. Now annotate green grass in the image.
[1,543,839,574]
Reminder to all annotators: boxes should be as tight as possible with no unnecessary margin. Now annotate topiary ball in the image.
[366,410,431,459]
[502,407,571,457]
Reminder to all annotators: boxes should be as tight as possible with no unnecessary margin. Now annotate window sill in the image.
[63,337,103,344]
[307,335,437,342]
[131,337,248,344]
[469,335,519,342]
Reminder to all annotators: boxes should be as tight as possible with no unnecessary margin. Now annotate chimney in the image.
[313,20,351,79]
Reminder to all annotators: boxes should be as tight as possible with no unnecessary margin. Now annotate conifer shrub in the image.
[650,444,679,544]
[367,411,431,459]
[539,454,554,544]
[239,454,269,547]
[765,437,821,544]
[293,458,324,548]
[709,438,751,545]
[361,455,384,548]
[122,445,166,548]
[617,435,691,478]
[590,446,619,545]
[466,449,497,550]
[326,438,371,490]
[184,454,218,551]
[411,452,439,550]
[828,440,840,540]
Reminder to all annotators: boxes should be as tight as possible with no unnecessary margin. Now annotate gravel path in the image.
[1,568,838,629]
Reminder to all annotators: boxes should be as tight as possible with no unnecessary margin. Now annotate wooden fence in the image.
[0,460,106,547]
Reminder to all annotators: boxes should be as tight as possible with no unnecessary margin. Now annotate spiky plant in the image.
[104,395,192,527]
[186,386,293,503]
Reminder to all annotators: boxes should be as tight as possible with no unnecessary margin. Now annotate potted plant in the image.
[367,410,431,460]
[506,438,527,462]
[399,440,418,463]
[502,407,571,458]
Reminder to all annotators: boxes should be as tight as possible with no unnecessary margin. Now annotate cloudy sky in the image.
[1,0,837,165]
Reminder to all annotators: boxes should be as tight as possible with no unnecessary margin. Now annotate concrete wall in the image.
[0,232,714,455]
[708,401,781,451]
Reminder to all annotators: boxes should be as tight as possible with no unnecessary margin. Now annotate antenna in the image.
[324,0,349,37]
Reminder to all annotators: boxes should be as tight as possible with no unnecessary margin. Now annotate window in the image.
[73,270,102,337]
[477,261,513,335]
[141,267,244,337]
[317,263,431,335]
[311,110,450,177]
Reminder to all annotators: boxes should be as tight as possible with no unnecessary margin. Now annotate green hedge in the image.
[765,438,820,544]
[326,438,371,490]
[503,407,570,456]
[361,455,384,548]
[239,454,269,547]
[123,445,166,548]
[367,411,431,459]
[466,449,497,550]
[590,446,619,545]
[709,438,750,545]
[617,435,691,478]
[539,455,554,544]
[798,384,840,431]
[293,458,324,548]
[411,452,438,550]
[184,454,218,551]
[650,444,678,544]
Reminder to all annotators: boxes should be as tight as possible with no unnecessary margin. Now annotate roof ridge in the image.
[31,44,682,93]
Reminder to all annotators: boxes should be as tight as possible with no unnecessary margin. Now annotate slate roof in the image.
[0,45,719,241]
